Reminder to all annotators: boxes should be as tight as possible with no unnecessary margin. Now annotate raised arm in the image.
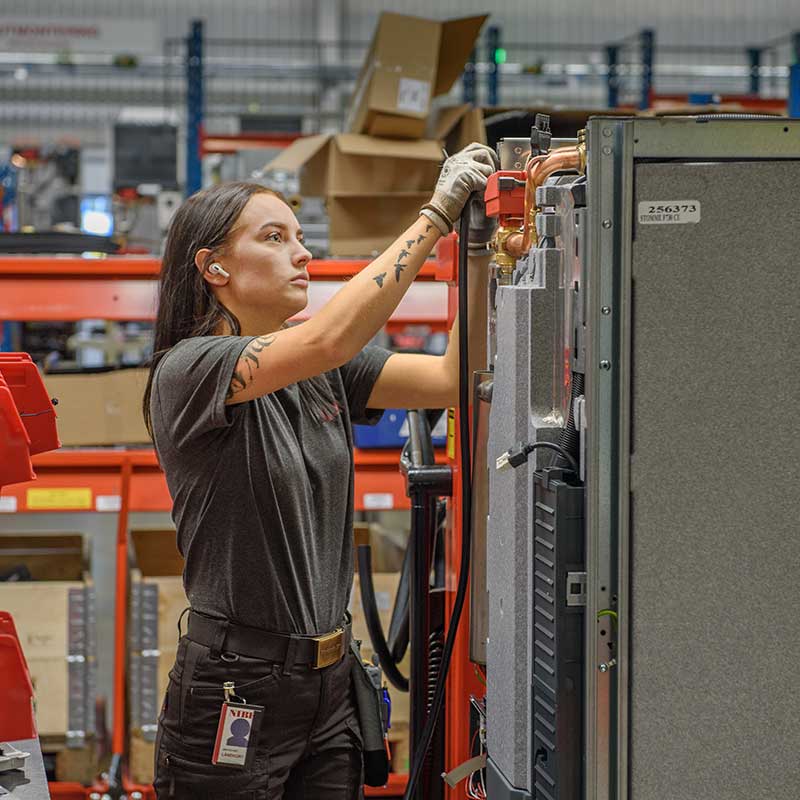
[226,143,497,405]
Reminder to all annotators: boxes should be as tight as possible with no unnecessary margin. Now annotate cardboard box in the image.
[265,133,443,257]
[0,535,93,739]
[346,12,488,139]
[44,368,150,446]
[429,103,488,154]
[128,528,188,785]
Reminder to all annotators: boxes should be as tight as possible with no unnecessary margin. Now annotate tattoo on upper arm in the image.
[227,334,277,398]
[373,272,387,288]
[394,263,406,282]
[424,224,433,233]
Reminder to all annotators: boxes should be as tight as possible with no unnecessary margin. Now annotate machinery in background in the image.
[112,116,182,251]
[8,143,82,232]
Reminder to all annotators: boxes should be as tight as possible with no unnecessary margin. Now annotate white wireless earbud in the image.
[208,262,231,279]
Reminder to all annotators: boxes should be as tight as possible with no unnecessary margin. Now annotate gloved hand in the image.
[420,142,499,236]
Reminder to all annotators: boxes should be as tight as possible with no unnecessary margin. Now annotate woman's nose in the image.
[294,244,312,265]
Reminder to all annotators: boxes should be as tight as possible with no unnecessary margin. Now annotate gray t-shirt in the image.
[150,335,391,635]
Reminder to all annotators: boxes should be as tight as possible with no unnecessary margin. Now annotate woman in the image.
[144,141,498,798]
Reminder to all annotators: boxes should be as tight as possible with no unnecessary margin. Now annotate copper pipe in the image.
[504,145,586,259]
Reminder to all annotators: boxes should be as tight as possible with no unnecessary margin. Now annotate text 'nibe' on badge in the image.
[212,701,264,769]
[638,200,701,225]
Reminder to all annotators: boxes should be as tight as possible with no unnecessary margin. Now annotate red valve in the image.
[484,170,526,219]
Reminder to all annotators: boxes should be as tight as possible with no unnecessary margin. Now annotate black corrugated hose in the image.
[403,198,476,799]
[558,371,584,465]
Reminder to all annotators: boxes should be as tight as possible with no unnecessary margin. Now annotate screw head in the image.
[602,219,612,229]
[602,306,612,315]
[599,662,609,673]
[89,794,101,800]
[132,793,144,800]
[600,360,612,370]
[603,127,613,137]
[602,145,612,155]
[513,146,523,154]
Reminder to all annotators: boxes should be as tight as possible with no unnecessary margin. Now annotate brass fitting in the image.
[577,128,587,172]
[492,224,522,276]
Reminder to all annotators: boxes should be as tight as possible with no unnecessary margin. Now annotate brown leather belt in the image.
[186,610,350,670]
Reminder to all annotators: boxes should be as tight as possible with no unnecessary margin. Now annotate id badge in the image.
[212,701,264,768]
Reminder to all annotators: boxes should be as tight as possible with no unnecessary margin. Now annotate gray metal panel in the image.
[584,117,636,800]
[487,260,564,789]
[67,587,87,748]
[139,583,161,740]
[628,159,800,799]
[629,117,800,159]
[488,286,537,790]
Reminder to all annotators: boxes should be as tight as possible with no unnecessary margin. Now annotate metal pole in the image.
[640,28,655,110]
[462,47,477,105]
[487,25,501,107]
[748,48,762,95]
[791,33,800,118]
[606,45,620,108]
[186,19,204,196]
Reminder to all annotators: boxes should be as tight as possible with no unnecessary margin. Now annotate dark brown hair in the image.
[143,181,335,438]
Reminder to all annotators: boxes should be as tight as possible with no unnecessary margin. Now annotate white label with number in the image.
[96,495,122,511]
[396,78,430,114]
[638,200,701,225]
[0,496,17,512]
[363,492,394,510]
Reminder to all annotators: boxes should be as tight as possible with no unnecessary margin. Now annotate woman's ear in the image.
[195,248,229,286]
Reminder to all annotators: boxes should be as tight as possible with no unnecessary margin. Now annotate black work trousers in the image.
[153,634,364,798]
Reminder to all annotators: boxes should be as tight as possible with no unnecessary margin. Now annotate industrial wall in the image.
[1,0,799,147]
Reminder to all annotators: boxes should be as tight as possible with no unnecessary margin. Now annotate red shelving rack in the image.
[0,252,450,798]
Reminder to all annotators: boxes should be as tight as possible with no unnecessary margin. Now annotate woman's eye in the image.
[266,232,282,242]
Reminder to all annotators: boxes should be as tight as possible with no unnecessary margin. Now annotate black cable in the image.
[403,200,475,799]
[496,440,579,475]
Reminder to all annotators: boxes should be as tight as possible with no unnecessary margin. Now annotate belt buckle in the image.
[314,628,344,669]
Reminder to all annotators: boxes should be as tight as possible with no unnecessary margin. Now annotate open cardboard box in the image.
[264,133,443,257]
[346,12,488,140]
[0,534,93,739]
[429,103,488,153]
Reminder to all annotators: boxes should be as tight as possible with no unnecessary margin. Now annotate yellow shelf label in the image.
[26,487,92,510]
[447,408,456,460]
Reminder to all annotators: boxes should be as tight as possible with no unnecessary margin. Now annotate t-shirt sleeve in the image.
[338,345,392,425]
[152,335,255,450]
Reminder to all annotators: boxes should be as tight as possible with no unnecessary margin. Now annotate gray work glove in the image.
[421,142,499,236]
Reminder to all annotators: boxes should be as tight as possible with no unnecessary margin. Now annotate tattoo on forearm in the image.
[227,334,277,398]
[374,227,430,289]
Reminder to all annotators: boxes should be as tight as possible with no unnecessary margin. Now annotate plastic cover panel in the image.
[628,160,800,799]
